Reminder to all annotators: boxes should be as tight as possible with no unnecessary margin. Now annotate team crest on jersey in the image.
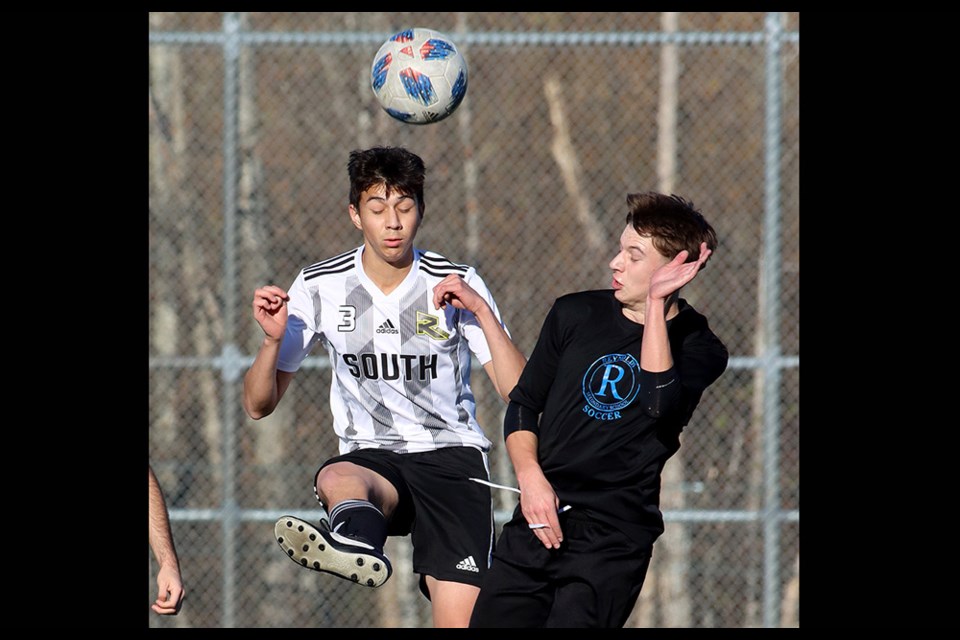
[581,353,641,421]
[416,311,449,340]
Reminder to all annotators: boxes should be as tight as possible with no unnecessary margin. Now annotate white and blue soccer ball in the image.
[371,27,468,125]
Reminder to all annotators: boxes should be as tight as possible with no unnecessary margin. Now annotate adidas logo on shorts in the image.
[456,555,480,573]
[376,319,399,334]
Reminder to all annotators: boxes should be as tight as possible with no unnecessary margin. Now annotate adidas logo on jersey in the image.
[376,319,399,334]
[455,555,480,573]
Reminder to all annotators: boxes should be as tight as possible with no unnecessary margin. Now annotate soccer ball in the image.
[371,28,468,125]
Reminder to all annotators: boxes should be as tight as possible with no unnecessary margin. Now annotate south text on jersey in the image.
[342,353,439,381]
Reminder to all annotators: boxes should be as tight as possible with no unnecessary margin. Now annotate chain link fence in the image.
[148,11,799,628]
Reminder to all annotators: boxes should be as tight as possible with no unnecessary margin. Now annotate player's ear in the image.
[349,204,362,230]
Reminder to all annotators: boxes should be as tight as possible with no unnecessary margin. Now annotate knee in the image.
[315,463,370,503]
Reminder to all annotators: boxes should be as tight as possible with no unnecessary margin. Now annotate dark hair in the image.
[348,146,426,216]
[625,192,718,265]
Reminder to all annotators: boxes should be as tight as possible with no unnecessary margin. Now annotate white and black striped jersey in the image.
[277,246,510,455]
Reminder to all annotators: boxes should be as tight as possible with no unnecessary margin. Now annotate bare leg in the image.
[423,576,480,628]
[315,461,399,517]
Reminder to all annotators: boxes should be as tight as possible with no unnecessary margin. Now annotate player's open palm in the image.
[648,242,711,303]
[252,285,290,341]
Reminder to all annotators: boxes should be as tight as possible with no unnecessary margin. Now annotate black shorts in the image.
[470,510,655,628]
[315,446,495,597]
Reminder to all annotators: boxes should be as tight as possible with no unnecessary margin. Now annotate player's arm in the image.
[477,307,527,401]
[244,363,295,419]
[503,403,564,549]
[642,242,711,372]
[149,466,185,615]
[243,284,297,419]
[433,274,526,402]
[638,244,712,415]
[242,339,296,419]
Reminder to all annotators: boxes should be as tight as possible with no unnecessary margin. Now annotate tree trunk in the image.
[149,12,186,471]
[626,13,692,628]
[744,257,768,628]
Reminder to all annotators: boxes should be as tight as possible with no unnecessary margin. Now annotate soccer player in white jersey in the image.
[242,146,526,628]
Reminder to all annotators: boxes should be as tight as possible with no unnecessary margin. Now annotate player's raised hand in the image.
[432,274,484,314]
[647,242,712,303]
[252,285,289,341]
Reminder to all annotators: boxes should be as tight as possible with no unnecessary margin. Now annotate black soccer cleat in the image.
[274,515,392,588]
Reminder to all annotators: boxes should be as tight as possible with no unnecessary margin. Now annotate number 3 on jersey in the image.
[338,305,356,332]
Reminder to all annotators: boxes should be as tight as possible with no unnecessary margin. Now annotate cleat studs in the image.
[302,545,309,552]
[313,561,320,569]
[287,549,294,557]
[301,558,307,566]
[351,574,359,582]
[367,579,375,586]
[309,533,316,541]
[277,537,284,544]
[318,544,325,551]
[298,525,304,532]
[373,563,381,571]
[356,558,364,566]
[286,520,293,527]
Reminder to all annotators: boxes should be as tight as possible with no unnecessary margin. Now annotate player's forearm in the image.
[640,297,674,373]
[148,470,181,571]
[242,338,283,419]
[505,431,545,488]
[474,305,527,401]
[149,525,181,572]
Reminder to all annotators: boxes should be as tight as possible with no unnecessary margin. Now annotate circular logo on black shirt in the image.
[582,353,641,413]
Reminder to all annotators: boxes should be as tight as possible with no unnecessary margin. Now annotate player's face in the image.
[609,224,671,312]
[350,183,422,267]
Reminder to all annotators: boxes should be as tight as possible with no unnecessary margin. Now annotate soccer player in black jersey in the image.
[470,192,729,628]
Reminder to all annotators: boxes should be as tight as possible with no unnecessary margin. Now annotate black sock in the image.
[328,499,388,551]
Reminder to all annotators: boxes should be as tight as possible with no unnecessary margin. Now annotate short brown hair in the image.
[348,147,426,217]
[625,192,717,265]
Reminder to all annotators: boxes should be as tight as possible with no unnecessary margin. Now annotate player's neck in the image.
[622,296,679,325]
[360,249,414,295]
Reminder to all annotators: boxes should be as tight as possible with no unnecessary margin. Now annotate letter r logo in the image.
[417,311,449,340]
[596,365,625,400]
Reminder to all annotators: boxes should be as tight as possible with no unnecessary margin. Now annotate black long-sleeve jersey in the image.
[508,290,729,545]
